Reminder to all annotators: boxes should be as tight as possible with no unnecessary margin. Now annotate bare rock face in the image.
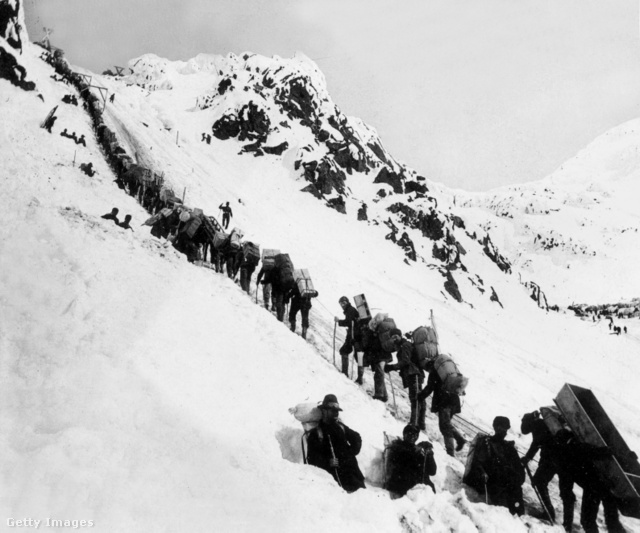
[0,0,35,91]
[197,51,523,308]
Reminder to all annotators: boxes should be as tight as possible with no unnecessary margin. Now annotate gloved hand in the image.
[334,317,339,323]
[521,456,531,465]
[482,472,489,483]
[385,364,396,373]
[329,458,339,468]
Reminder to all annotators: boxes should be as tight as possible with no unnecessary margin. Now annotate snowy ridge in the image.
[456,119,640,306]
[2,8,640,532]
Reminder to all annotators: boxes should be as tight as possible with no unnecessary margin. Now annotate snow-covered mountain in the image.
[454,120,640,306]
[3,3,640,532]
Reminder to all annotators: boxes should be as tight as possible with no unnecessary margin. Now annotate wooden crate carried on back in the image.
[262,249,280,271]
[354,294,371,320]
[555,383,640,518]
[294,269,318,298]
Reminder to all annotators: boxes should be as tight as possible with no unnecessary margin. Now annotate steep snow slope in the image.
[455,119,640,306]
[3,16,640,533]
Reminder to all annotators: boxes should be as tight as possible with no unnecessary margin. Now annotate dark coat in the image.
[523,419,558,463]
[421,369,460,414]
[306,420,366,492]
[101,212,119,225]
[474,434,525,514]
[386,339,424,388]
[338,304,360,342]
[386,439,436,496]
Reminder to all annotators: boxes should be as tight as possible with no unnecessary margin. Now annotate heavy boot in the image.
[455,433,467,452]
[444,437,456,457]
[290,321,296,332]
[341,352,350,377]
[301,327,307,339]
[355,366,364,385]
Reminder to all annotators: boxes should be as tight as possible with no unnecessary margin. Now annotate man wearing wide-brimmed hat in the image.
[306,394,366,492]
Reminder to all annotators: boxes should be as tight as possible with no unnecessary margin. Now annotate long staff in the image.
[327,435,342,488]
[524,463,554,524]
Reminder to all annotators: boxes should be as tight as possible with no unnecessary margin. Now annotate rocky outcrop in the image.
[0,0,34,91]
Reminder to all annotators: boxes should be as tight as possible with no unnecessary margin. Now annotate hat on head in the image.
[338,296,349,304]
[319,394,342,411]
[493,416,511,429]
[403,424,420,436]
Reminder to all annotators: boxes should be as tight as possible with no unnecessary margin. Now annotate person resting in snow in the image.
[101,207,119,225]
[385,424,436,499]
[118,214,133,231]
[306,394,366,493]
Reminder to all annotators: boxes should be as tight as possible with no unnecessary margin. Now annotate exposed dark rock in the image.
[275,76,317,125]
[444,271,462,302]
[326,196,346,214]
[301,183,323,199]
[212,114,241,140]
[480,234,511,273]
[0,44,34,91]
[451,215,465,229]
[490,287,503,307]
[420,209,445,241]
[357,203,368,221]
[262,141,289,155]
[404,180,428,195]
[374,167,403,193]
[218,78,232,95]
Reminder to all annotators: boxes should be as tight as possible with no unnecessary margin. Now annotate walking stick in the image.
[327,435,342,488]
[255,281,258,304]
[524,463,554,524]
[333,322,337,367]
[413,376,420,427]
[388,371,397,411]
[484,477,489,504]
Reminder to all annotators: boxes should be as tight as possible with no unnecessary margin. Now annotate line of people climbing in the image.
[46,47,634,533]
[296,392,631,532]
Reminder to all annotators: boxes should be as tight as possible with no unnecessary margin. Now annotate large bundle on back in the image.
[229,227,244,250]
[412,326,439,369]
[261,249,280,271]
[369,312,398,353]
[433,354,468,395]
[242,241,261,267]
[274,253,295,289]
[143,207,173,227]
[182,208,204,238]
[294,269,318,298]
[462,432,490,491]
[213,230,229,250]
[289,402,323,432]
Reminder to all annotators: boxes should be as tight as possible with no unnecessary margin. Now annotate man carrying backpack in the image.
[335,296,360,378]
[471,416,525,516]
[418,361,466,456]
[386,331,426,430]
[385,424,437,499]
[520,410,561,522]
[306,394,366,493]
[289,284,314,339]
[238,241,260,293]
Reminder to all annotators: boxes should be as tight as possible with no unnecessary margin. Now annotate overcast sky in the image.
[24,0,640,191]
